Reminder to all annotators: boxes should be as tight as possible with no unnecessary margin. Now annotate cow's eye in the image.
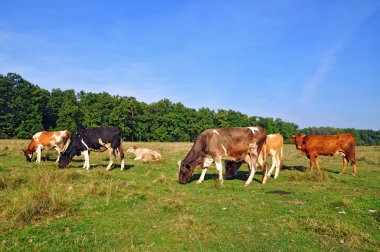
[302,140,306,144]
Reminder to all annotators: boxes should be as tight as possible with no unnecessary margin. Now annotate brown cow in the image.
[22,131,70,163]
[178,126,267,186]
[261,133,284,178]
[289,133,356,175]
[225,133,284,180]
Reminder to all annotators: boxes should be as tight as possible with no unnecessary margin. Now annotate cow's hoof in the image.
[339,172,343,175]
[352,173,356,176]
[196,181,203,184]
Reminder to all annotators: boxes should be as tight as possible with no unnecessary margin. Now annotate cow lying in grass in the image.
[23,130,70,163]
[178,126,267,186]
[127,146,162,161]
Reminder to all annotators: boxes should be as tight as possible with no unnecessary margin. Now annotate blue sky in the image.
[1,0,379,130]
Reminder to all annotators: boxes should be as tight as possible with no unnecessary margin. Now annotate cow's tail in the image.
[259,140,266,169]
[279,145,284,170]
[62,131,71,152]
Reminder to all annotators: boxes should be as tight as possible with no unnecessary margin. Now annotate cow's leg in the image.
[309,155,315,174]
[213,158,223,185]
[348,152,356,176]
[106,148,116,171]
[244,158,257,186]
[314,156,321,175]
[352,161,357,176]
[274,153,280,179]
[261,158,268,184]
[339,156,349,175]
[197,168,208,184]
[118,144,125,171]
[268,154,276,177]
[36,146,42,163]
[81,150,90,170]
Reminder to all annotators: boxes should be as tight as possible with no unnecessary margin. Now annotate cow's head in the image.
[178,160,195,184]
[22,149,33,162]
[58,134,82,168]
[225,161,243,180]
[127,146,137,154]
[289,134,305,150]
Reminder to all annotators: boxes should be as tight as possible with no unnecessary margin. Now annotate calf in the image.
[289,133,356,175]
[225,133,284,180]
[178,126,267,186]
[22,131,70,163]
[127,146,161,161]
[58,126,125,170]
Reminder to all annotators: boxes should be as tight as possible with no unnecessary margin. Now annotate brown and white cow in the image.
[127,146,162,161]
[22,131,70,163]
[289,133,356,175]
[225,133,284,180]
[178,126,267,186]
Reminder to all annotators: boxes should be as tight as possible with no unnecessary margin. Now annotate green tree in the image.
[56,90,82,132]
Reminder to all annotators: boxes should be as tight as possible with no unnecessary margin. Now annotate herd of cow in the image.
[22,125,357,186]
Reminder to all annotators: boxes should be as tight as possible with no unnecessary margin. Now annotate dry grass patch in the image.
[1,168,76,228]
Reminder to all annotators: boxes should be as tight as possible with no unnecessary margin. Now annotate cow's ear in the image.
[289,136,295,142]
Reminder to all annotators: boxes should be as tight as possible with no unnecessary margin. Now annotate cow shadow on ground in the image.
[231,170,263,183]
[323,168,340,174]
[66,161,134,171]
[187,174,217,183]
[281,165,307,172]
[188,171,263,184]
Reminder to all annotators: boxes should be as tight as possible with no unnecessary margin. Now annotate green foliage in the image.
[0,73,379,145]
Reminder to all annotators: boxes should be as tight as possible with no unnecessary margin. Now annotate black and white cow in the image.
[178,126,267,186]
[58,126,125,170]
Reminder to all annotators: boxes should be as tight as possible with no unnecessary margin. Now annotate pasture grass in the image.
[0,140,379,251]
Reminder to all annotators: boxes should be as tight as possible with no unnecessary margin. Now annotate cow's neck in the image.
[183,148,203,166]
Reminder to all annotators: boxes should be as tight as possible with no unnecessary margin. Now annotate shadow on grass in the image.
[64,162,134,171]
[187,170,263,184]
[282,165,307,172]
[324,168,341,174]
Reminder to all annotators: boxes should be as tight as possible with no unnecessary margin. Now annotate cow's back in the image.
[266,134,283,153]
[304,134,355,156]
[202,127,266,160]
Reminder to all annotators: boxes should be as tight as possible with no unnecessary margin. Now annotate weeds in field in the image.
[2,168,75,228]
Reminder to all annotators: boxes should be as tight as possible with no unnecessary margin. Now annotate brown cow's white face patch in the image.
[248,127,259,134]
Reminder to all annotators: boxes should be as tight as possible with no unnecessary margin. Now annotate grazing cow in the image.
[127,146,162,161]
[22,131,70,163]
[289,133,356,175]
[58,126,125,170]
[225,133,284,180]
[178,126,267,186]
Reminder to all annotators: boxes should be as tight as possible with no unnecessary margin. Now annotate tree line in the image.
[1,73,379,145]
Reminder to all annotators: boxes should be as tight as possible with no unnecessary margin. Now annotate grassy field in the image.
[0,139,379,251]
